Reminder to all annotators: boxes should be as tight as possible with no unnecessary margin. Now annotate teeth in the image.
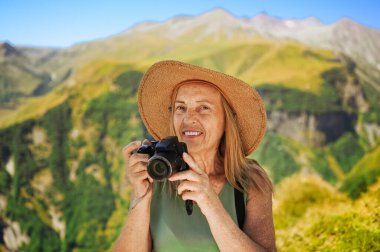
[184,131,201,136]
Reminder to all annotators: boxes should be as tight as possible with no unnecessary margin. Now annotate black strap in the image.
[234,187,245,230]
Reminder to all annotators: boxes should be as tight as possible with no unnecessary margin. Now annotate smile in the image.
[182,130,203,137]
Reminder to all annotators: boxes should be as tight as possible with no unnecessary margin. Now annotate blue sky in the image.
[1,0,379,48]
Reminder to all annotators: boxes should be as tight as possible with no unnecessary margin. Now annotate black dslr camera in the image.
[137,136,188,181]
[137,136,193,215]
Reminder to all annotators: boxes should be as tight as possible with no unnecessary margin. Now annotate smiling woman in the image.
[113,60,276,252]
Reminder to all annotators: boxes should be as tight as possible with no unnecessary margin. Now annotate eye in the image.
[175,105,186,112]
[201,105,210,110]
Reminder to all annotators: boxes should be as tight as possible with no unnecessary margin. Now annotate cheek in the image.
[214,114,225,138]
[172,116,182,134]
[205,115,225,137]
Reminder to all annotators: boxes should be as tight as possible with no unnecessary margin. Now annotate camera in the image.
[137,136,188,181]
[137,136,193,215]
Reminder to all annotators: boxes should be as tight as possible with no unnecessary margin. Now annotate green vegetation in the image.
[361,81,380,124]
[61,174,115,251]
[251,132,300,184]
[275,174,380,251]
[0,120,62,251]
[340,145,380,199]
[10,120,41,198]
[329,132,365,173]
[257,83,341,114]
[274,174,346,229]
[309,149,338,183]
[84,70,146,145]
[0,63,50,104]
[257,68,348,115]
[7,196,61,252]
[42,102,72,191]
[1,38,379,251]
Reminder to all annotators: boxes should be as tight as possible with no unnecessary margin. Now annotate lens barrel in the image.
[147,156,173,181]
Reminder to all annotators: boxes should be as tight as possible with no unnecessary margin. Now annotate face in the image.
[173,82,225,156]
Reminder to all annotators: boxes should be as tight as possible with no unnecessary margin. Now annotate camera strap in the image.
[234,187,245,230]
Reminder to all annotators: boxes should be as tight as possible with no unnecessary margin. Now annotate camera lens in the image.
[153,161,166,176]
[147,158,172,180]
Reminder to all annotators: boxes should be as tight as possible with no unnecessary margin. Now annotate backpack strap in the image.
[234,186,245,230]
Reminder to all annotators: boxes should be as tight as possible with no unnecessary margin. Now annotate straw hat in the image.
[138,60,267,155]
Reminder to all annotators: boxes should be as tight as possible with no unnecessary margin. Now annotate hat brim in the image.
[138,60,266,155]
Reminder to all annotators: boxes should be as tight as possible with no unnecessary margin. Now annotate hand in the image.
[123,139,153,200]
[169,152,223,216]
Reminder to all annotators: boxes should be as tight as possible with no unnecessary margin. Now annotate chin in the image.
[184,143,203,154]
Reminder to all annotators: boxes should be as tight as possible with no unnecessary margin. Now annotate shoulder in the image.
[246,159,273,197]
[243,160,277,251]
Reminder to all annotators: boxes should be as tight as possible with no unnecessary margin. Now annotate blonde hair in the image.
[221,96,273,193]
[169,81,273,194]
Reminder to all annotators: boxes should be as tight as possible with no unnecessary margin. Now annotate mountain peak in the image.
[204,8,234,18]
[335,17,362,29]
[252,12,282,21]
[197,8,238,23]
[0,41,20,57]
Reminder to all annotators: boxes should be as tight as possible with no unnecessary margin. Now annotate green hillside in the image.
[340,145,380,198]
[0,37,379,251]
[0,40,342,128]
[274,174,380,251]
[0,69,147,251]
[0,43,65,109]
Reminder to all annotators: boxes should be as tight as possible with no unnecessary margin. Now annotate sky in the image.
[1,0,379,48]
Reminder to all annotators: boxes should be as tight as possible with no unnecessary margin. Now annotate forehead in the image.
[175,82,222,100]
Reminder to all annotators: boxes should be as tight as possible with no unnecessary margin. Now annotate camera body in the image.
[137,136,188,181]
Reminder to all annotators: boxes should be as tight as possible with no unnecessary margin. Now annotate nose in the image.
[183,109,197,124]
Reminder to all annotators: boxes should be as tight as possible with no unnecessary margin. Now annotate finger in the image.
[168,170,201,182]
[128,170,150,182]
[128,153,150,167]
[142,139,152,145]
[182,152,205,175]
[128,161,148,173]
[122,140,142,159]
[177,180,199,195]
[181,191,198,202]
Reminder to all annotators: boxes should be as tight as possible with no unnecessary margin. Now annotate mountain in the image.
[2,9,379,114]
[0,42,68,109]
[0,8,380,251]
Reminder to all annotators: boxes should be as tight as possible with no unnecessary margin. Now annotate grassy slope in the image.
[0,60,137,128]
[340,144,380,198]
[160,40,341,93]
[275,174,380,251]
[0,40,340,128]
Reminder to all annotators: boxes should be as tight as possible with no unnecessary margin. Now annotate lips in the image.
[182,130,203,137]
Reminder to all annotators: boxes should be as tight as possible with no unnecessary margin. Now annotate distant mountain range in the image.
[1,8,379,111]
[127,9,380,68]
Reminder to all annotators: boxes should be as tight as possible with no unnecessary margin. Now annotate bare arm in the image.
[204,181,276,252]
[112,141,154,252]
[243,173,276,252]
[112,191,153,252]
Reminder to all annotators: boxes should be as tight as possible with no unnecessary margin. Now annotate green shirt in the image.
[150,182,243,252]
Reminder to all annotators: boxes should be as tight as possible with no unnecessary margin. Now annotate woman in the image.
[113,61,276,252]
